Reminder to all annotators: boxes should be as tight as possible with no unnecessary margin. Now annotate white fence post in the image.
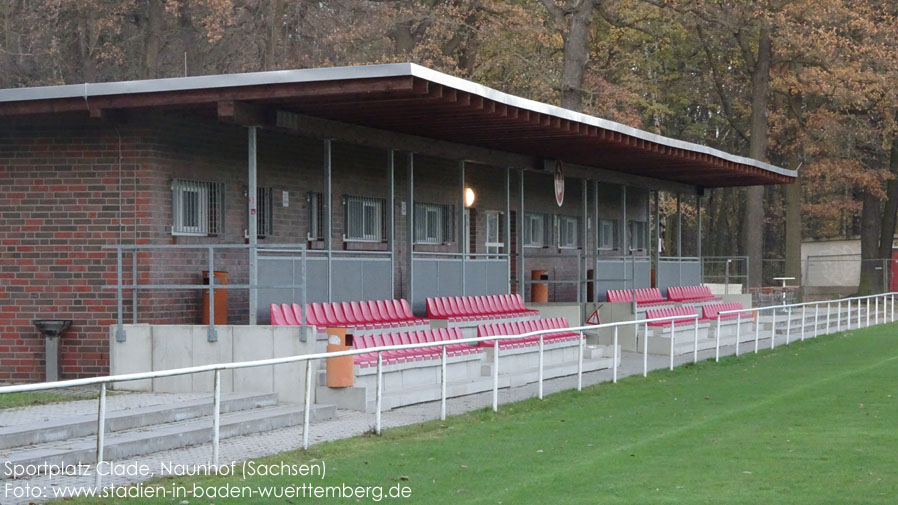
[643,321,649,377]
[613,327,619,384]
[577,332,584,392]
[858,298,870,328]
[837,300,842,332]
[212,370,221,468]
[771,309,777,349]
[376,352,383,435]
[302,360,312,450]
[669,320,676,371]
[714,316,721,362]
[735,312,741,356]
[786,306,792,345]
[692,317,699,363]
[813,304,819,338]
[440,346,447,421]
[538,334,545,400]
[94,383,106,490]
[800,305,806,341]
[754,309,760,353]
[492,339,499,412]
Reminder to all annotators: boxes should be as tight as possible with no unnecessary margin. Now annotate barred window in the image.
[307,192,324,241]
[171,179,224,236]
[414,202,455,244]
[523,212,550,247]
[629,220,648,250]
[598,219,618,250]
[557,215,580,249]
[247,187,273,239]
[344,195,386,242]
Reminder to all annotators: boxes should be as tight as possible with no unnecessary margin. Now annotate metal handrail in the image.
[713,292,895,360]
[3,292,895,491]
[104,243,310,343]
[412,251,510,258]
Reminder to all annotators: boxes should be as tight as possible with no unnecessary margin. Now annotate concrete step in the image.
[1,402,336,479]
[0,392,278,451]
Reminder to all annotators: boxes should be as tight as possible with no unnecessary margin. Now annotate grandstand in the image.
[0,63,794,419]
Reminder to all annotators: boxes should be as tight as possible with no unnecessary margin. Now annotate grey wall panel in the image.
[331,259,392,302]
[595,257,651,301]
[256,258,293,324]
[413,258,508,314]
[657,259,701,295]
[465,261,488,295]
[411,259,439,314]
[486,260,509,295]
[437,261,464,298]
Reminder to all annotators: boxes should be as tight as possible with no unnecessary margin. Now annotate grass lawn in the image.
[0,390,97,409]
[55,324,898,504]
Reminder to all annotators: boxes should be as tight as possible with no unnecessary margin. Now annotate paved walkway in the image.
[0,328,849,504]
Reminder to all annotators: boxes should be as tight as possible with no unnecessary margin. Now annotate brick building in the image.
[0,63,794,382]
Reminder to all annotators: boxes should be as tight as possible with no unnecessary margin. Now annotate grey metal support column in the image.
[520,169,525,298]
[248,126,258,324]
[459,160,466,295]
[582,179,588,303]
[388,150,395,299]
[676,193,682,257]
[654,190,661,276]
[324,139,333,302]
[697,193,703,282]
[505,167,511,293]
[676,193,682,285]
[408,153,415,305]
[621,186,628,252]
[593,180,599,302]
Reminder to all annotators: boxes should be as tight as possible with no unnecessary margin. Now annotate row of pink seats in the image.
[476,318,579,349]
[270,304,303,325]
[667,286,721,303]
[351,328,482,367]
[426,294,539,321]
[270,299,427,330]
[645,306,701,327]
[700,302,744,321]
[607,288,670,307]
[305,299,426,331]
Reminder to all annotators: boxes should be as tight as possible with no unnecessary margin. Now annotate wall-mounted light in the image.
[465,187,476,208]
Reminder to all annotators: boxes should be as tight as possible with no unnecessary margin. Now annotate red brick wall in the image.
[0,116,149,381]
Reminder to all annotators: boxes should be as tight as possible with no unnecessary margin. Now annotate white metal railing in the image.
[714,292,895,362]
[1,292,895,490]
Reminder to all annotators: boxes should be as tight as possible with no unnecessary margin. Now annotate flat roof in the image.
[0,63,794,186]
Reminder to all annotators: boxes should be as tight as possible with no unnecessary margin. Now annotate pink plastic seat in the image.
[281,304,299,325]
[270,304,287,325]
[290,304,303,325]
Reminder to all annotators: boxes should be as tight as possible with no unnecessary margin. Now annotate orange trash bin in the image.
[531,270,548,303]
[201,270,228,325]
[326,327,355,387]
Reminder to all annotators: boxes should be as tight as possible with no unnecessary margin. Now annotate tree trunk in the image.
[858,191,882,295]
[560,0,599,111]
[784,171,802,288]
[263,0,285,70]
[144,0,163,79]
[877,138,898,260]
[743,25,771,288]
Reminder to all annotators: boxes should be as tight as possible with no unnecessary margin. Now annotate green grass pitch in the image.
[53,324,898,504]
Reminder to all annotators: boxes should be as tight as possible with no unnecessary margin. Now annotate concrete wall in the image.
[109,324,322,404]
[801,239,861,288]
